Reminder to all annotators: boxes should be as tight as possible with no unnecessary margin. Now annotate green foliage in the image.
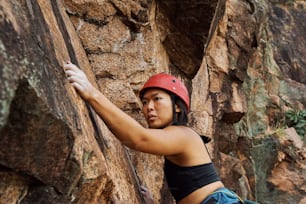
[285,109,306,138]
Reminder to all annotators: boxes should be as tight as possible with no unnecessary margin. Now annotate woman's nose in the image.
[147,100,154,110]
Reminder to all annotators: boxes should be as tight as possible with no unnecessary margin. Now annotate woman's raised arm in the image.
[64,63,189,155]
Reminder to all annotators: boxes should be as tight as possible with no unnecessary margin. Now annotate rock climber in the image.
[64,62,251,204]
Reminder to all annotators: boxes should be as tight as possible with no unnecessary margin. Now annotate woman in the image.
[64,62,244,204]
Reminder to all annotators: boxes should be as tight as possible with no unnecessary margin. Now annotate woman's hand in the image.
[64,62,97,100]
[140,186,154,204]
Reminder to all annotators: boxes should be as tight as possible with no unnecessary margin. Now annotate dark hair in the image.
[168,92,188,126]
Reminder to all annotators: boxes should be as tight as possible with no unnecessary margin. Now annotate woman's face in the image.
[141,88,174,128]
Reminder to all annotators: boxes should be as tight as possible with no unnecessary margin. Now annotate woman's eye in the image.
[142,100,147,105]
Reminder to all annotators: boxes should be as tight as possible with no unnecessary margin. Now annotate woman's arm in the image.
[64,63,190,155]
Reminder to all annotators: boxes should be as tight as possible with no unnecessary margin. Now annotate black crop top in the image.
[164,159,220,202]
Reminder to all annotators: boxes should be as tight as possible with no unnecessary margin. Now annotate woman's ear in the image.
[175,104,181,113]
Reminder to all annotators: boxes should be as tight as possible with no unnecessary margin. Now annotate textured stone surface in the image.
[1,0,305,204]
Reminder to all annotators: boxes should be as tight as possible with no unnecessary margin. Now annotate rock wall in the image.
[0,0,305,204]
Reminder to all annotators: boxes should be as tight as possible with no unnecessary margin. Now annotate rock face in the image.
[0,0,305,204]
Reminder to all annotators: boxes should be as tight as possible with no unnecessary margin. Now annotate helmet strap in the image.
[170,94,178,125]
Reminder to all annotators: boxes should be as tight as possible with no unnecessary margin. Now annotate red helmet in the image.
[139,73,190,111]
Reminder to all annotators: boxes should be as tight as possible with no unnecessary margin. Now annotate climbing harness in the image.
[202,188,260,204]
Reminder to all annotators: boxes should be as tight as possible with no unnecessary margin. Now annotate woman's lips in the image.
[148,115,157,121]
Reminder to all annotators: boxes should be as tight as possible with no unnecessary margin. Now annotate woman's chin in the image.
[148,124,158,129]
[149,123,168,129]
[148,122,163,129]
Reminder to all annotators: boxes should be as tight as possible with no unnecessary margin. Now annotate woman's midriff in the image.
[177,181,224,204]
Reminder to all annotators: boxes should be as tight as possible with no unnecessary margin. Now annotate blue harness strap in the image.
[201,188,260,204]
[201,188,243,204]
